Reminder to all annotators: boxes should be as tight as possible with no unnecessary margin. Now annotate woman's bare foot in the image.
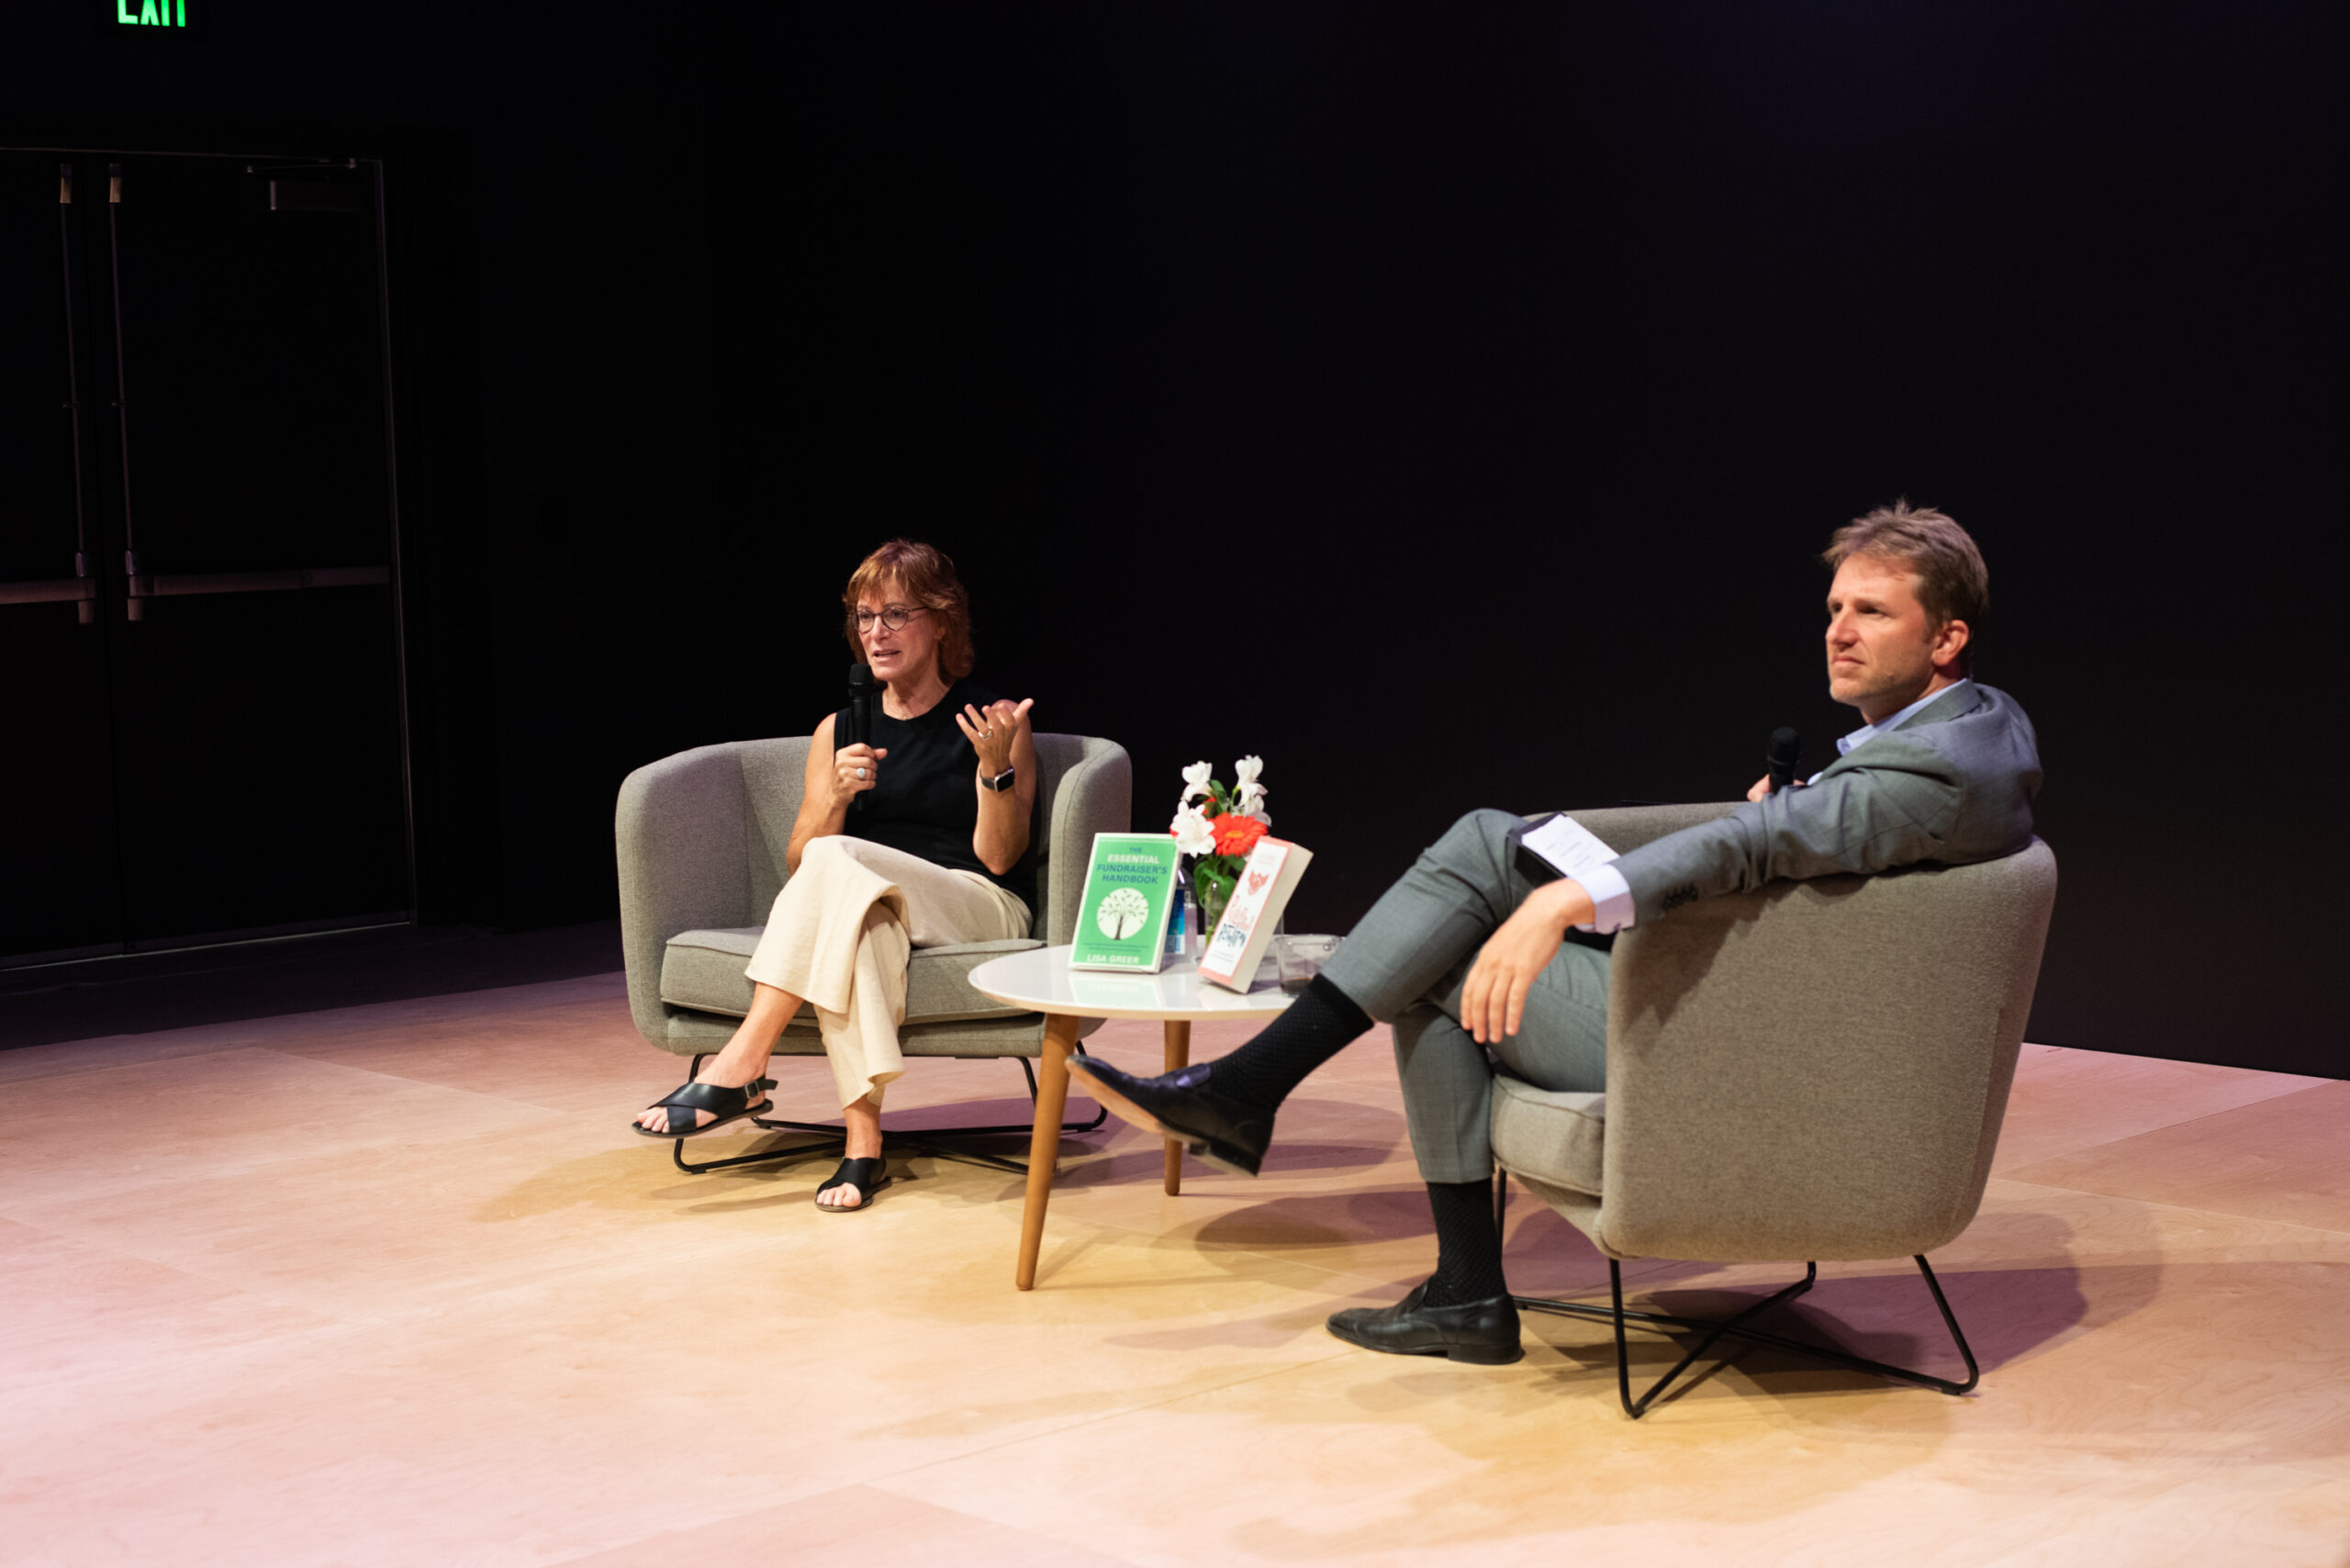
[814,1095,884,1208]
[633,983,802,1135]
[632,1036,772,1134]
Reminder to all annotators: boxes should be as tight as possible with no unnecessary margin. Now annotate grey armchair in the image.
[616,732,1132,1172]
[1489,802,2058,1417]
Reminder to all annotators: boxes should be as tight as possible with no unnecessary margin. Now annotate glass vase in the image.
[1193,868,1232,946]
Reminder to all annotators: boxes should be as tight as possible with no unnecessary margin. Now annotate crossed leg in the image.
[632,981,888,1208]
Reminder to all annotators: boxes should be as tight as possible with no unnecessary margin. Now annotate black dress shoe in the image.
[1063,1057,1272,1176]
[1326,1283,1524,1365]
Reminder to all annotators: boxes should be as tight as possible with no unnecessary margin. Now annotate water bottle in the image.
[1167,879,1196,960]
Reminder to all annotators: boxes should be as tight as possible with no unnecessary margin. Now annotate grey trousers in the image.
[1320,809,1611,1184]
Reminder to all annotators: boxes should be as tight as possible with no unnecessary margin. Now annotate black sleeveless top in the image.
[834,677,1037,914]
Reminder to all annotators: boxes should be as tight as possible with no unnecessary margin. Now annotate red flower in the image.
[1210,812,1269,857]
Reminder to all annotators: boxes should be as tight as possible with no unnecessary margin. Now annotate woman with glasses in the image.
[630,540,1039,1211]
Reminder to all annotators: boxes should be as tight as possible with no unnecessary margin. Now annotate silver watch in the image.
[980,765,1016,793]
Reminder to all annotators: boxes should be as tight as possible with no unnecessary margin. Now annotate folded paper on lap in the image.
[1516,812,1618,887]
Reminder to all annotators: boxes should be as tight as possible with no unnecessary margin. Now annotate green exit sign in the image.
[97,0,205,33]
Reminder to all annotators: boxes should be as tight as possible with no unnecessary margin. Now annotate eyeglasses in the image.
[854,606,927,632]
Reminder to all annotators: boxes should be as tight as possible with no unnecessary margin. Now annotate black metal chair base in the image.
[1514,1254,1980,1419]
[667,1050,1109,1178]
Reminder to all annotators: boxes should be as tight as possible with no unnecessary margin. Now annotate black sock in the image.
[1203,972,1372,1111]
[1420,1177,1508,1307]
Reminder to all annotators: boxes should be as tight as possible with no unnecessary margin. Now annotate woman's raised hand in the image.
[957,697,1034,777]
[832,743,888,810]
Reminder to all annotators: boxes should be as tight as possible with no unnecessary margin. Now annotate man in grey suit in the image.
[1070,502,2042,1364]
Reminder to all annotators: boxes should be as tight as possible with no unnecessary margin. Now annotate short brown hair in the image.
[843,539,975,680]
[1822,501,1988,674]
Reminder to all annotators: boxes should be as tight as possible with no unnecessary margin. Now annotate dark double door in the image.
[1,150,410,966]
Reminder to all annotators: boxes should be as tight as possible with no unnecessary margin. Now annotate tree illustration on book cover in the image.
[1169,756,1271,935]
[1096,886,1151,940]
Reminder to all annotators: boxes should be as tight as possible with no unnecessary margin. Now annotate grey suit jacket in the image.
[1610,681,2043,924]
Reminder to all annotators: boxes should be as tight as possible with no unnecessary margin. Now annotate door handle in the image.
[0,578,98,607]
[125,565,391,599]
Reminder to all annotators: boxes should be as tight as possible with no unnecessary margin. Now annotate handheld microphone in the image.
[1766,726,1802,795]
[846,664,876,750]
[847,664,877,812]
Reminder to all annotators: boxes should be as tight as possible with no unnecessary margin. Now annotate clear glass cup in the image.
[1272,934,1341,992]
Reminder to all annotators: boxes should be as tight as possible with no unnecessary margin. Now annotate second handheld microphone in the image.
[1766,726,1802,794]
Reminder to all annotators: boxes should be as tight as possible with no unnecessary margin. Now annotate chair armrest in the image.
[616,744,754,1045]
[1554,801,1741,857]
[1043,739,1133,947]
[1595,840,2056,1263]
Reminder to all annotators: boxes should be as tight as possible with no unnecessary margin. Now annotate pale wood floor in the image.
[4,974,2347,1567]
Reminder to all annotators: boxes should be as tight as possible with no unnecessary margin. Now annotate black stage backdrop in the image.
[3,4,2341,1074]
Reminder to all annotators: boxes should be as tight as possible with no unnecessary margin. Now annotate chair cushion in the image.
[1489,1073,1607,1197]
[658,928,1045,1024]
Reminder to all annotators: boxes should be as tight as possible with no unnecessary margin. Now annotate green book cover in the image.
[1068,832,1181,972]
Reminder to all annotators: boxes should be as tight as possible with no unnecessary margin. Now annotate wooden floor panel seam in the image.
[1982,1176,2350,1240]
[2002,1078,2341,1160]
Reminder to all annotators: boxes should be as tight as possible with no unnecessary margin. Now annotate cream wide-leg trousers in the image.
[743,835,1031,1111]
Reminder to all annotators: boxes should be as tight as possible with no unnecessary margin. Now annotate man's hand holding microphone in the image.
[1745,725,1804,802]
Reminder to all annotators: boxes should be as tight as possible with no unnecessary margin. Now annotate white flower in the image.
[1180,760,1214,805]
[1233,755,1264,788]
[1169,804,1216,857]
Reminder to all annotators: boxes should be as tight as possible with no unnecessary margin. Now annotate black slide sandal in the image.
[815,1156,890,1212]
[632,1079,772,1139]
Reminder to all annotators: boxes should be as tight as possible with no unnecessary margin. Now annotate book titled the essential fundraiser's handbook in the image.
[1068,833,1183,972]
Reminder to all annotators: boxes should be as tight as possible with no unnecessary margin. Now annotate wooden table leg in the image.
[1015,1012,1083,1291]
[1161,1018,1192,1196]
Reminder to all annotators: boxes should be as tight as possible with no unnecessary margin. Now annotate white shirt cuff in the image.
[1574,861,1636,935]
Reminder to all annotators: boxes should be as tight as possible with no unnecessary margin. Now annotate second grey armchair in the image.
[1489,802,2058,1417]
